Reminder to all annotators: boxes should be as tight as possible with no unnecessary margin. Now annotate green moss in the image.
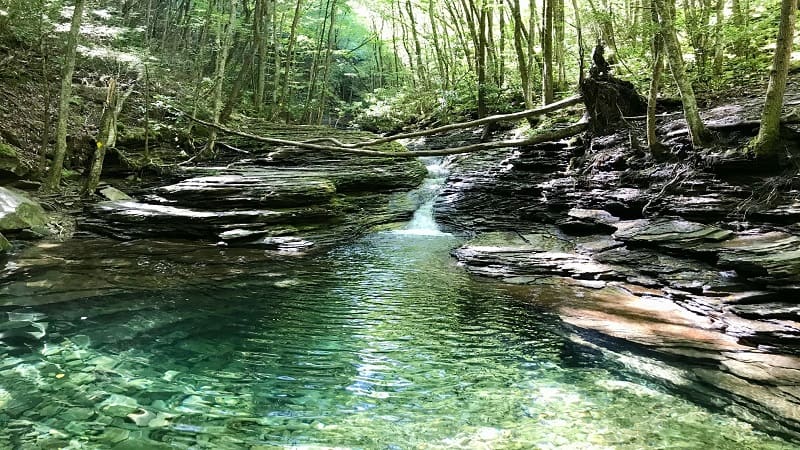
[61,169,81,181]
[0,142,19,158]
[0,232,11,252]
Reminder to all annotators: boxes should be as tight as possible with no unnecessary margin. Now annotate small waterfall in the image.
[396,157,450,236]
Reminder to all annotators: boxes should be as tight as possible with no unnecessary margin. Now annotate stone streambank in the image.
[432,107,800,440]
[80,123,428,252]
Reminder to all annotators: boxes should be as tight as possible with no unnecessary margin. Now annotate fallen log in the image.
[298,94,584,148]
[183,113,588,158]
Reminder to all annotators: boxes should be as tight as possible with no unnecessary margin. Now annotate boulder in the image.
[99,186,132,201]
[0,142,31,178]
[0,187,48,231]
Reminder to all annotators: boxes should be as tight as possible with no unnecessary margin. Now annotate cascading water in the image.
[396,156,450,235]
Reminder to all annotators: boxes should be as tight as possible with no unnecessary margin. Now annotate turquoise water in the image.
[0,230,793,449]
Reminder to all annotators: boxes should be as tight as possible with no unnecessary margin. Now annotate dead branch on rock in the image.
[183,113,588,158]
[295,94,584,148]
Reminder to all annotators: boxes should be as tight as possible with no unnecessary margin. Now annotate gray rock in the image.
[0,142,31,178]
[99,394,139,417]
[99,186,133,201]
[0,187,48,231]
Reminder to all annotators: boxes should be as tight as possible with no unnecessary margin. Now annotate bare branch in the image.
[182,113,588,158]
[299,94,584,148]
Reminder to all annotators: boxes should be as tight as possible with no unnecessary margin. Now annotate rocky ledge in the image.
[80,123,427,252]
[434,102,800,440]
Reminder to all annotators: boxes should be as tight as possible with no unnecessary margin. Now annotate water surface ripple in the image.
[0,232,793,448]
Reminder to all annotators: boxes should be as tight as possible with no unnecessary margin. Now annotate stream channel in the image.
[0,159,795,448]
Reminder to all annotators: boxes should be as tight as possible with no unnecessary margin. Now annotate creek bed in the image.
[0,229,794,449]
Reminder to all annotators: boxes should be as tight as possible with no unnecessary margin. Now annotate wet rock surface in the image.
[80,124,427,251]
[433,103,800,440]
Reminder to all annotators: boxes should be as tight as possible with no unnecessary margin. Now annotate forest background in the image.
[0,0,796,192]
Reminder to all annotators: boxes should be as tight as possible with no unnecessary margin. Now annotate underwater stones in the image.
[98,427,130,444]
[62,407,94,421]
[86,355,118,372]
[127,408,156,426]
[146,411,176,428]
[0,187,48,231]
[99,394,140,417]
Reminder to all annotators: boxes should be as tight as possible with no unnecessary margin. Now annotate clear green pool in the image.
[0,231,793,449]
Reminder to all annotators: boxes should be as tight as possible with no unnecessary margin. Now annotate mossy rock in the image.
[0,232,11,252]
[0,142,31,177]
[0,187,48,231]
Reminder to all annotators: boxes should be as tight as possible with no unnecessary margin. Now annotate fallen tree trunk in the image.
[184,113,588,158]
[298,94,584,148]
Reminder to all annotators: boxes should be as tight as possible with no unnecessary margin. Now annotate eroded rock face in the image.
[80,126,427,252]
[435,121,800,440]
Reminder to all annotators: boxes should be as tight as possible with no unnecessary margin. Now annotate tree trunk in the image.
[316,0,338,124]
[304,0,332,121]
[509,0,532,108]
[647,0,666,156]
[38,0,51,176]
[253,0,266,113]
[44,0,85,191]
[653,0,711,147]
[554,0,565,89]
[83,79,119,196]
[541,0,554,105]
[209,0,236,153]
[406,0,428,88]
[711,0,725,77]
[476,0,489,118]
[752,0,797,158]
[220,45,254,124]
[276,0,303,122]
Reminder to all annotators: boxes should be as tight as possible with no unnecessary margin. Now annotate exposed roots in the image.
[735,169,800,218]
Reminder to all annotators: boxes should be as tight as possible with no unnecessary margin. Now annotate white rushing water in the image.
[396,157,451,236]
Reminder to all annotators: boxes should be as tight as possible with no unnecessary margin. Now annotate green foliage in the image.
[0,0,59,46]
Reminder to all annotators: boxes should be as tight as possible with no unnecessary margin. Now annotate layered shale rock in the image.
[435,102,800,440]
[80,124,427,251]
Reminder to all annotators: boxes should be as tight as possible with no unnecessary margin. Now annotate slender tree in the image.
[209,0,237,153]
[44,0,85,191]
[751,0,797,158]
[653,0,711,147]
[646,0,666,156]
[542,0,554,105]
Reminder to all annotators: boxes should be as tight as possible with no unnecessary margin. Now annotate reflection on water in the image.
[0,231,793,449]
